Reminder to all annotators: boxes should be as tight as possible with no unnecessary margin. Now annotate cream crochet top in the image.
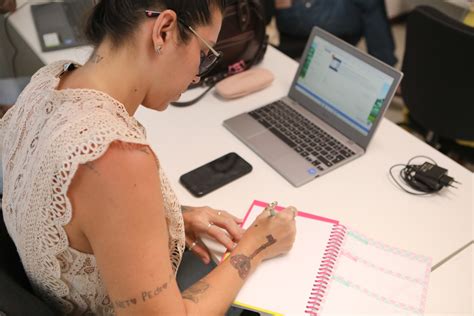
[0,61,185,315]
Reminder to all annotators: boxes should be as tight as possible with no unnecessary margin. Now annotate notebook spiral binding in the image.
[304,224,347,316]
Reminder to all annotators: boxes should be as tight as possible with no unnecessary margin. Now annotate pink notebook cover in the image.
[241,200,339,226]
[232,200,431,315]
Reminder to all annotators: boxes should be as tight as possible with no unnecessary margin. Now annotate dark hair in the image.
[85,0,226,47]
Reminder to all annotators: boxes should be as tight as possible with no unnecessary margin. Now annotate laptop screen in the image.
[295,36,394,136]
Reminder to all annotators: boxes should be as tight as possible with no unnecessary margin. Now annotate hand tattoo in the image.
[230,235,276,279]
[182,280,210,303]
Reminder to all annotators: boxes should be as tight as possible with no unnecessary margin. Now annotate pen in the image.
[265,201,278,217]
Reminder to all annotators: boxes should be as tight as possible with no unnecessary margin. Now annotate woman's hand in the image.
[237,206,297,263]
[182,205,244,264]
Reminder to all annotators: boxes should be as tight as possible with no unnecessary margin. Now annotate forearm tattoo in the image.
[230,235,276,279]
[84,162,100,175]
[109,274,173,310]
[182,280,210,303]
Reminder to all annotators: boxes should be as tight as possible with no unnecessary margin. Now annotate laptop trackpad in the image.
[248,131,292,160]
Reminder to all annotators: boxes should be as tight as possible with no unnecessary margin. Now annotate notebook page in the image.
[233,201,339,315]
[320,228,431,315]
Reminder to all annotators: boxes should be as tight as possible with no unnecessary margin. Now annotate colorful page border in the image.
[233,200,339,315]
[242,200,339,226]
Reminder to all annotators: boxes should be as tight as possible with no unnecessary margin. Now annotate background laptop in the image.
[31,0,95,52]
[224,27,403,187]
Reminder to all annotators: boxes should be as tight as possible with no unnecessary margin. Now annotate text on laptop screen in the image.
[295,36,394,136]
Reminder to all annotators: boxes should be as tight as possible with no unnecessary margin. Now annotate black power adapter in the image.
[412,162,456,192]
[389,156,460,195]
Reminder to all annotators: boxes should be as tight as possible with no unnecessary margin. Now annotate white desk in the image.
[135,47,473,313]
[8,6,474,313]
[425,244,473,315]
[135,47,473,265]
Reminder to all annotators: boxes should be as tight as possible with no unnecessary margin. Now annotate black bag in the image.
[171,0,268,107]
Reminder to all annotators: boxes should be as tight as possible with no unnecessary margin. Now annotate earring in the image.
[155,45,162,55]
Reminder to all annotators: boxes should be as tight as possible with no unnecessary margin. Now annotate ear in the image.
[151,10,179,52]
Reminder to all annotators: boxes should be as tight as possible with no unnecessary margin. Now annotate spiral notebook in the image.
[229,200,432,315]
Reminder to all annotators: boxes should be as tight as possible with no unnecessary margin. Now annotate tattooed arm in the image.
[68,141,296,315]
[179,234,280,315]
[179,208,295,315]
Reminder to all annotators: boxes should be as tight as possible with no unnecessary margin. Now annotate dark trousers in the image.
[275,0,398,66]
[177,250,249,316]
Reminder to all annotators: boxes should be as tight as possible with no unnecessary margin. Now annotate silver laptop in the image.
[224,27,403,187]
[31,0,94,52]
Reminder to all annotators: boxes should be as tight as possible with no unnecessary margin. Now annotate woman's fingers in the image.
[191,243,211,265]
[220,210,243,224]
[184,206,244,254]
[185,235,211,264]
[256,204,275,220]
[210,211,244,242]
[280,206,298,220]
[206,224,237,251]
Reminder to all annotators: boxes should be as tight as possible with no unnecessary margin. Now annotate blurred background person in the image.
[271,0,398,66]
[0,0,16,14]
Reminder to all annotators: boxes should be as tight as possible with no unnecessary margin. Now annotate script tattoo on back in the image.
[230,235,276,279]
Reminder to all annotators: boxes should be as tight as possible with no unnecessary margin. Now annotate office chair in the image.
[0,210,56,315]
[401,6,474,160]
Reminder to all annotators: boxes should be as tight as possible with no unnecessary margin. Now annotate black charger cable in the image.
[389,155,460,195]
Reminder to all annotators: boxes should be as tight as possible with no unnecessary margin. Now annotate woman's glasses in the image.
[145,10,222,77]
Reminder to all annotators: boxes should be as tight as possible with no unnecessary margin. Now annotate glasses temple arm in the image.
[187,26,220,56]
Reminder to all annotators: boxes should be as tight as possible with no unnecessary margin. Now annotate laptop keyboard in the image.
[248,101,355,170]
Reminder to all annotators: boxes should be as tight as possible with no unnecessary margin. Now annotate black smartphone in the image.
[180,152,252,197]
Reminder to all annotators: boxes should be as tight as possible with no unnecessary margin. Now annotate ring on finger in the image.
[189,241,197,251]
[207,222,214,231]
[265,201,278,218]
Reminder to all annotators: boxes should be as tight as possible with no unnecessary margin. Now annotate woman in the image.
[0,0,297,315]
[272,0,397,65]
